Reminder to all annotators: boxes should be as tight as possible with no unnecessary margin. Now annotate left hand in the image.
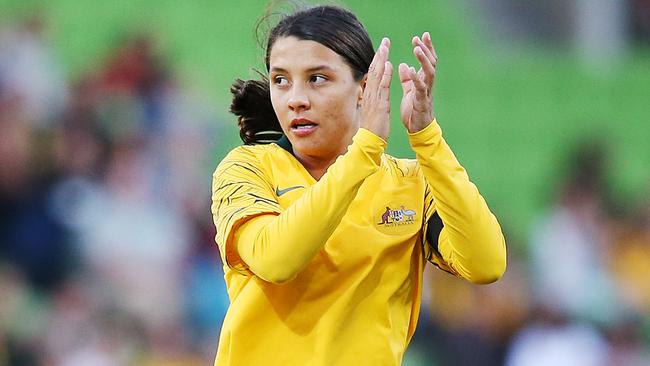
[398,32,438,133]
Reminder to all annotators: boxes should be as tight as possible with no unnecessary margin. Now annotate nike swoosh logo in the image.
[275,185,304,196]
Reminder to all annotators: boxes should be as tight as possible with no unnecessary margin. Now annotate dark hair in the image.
[230,5,374,145]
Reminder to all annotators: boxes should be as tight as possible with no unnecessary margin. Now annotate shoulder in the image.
[380,153,421,179]
[213,144,282,183]
[215,144,281,171]
[219,144,276,163]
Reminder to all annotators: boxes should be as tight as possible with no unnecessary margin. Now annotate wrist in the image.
[408,114,435,133]
[408,118,442,146]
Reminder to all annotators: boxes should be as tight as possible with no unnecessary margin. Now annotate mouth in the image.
[290,118,318,137]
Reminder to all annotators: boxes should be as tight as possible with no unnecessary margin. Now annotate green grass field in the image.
[2,0,649,245]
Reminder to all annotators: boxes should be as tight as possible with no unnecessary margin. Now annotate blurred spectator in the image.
[42,277,146,366]
[509,138,650,365]
[1,13,223,363]
[609,197,650,317]
[184,251,229,359]
[605,193,650,365]
[0,13,68,127]
[606,317,650,366]
[505,309,610,366]
[0,263,50,365]
[632,0,650,43]
[98,34,170,138]
[420,250,531,366]
[74,137,192,339]
[0,100,72,292]
[528,140,619,325]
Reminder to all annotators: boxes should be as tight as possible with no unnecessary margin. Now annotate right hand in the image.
[359,37,393,141]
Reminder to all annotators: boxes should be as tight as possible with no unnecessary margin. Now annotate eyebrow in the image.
[270,65,336,73]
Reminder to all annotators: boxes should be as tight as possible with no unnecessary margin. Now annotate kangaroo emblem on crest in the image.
[379,207,391,224]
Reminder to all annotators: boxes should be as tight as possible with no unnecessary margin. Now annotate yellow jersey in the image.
[211,120,506,365]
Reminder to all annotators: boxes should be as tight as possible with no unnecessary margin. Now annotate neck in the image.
[295,151,341,181]
[280,125,359,181]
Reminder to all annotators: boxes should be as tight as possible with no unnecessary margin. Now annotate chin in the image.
[292,140,322,156]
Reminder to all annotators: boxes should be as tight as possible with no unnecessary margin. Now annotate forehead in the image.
[269,36,349,72]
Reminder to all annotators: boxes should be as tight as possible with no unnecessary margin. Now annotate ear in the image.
[357,74,367,107]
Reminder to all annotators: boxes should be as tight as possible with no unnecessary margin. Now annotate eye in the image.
[310,75,327,84]
[273,76,289,86]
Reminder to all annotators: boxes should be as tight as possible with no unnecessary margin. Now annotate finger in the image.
[382,37,391,57]
[413,35,437,70]
[367,38,388,75]
[398,62,413,94]
[413,45,435,87]
[365,43,388,97]
[374,39,389,68]
[423,32,438,61]
[398,63,410,83]
[409,66,428,102]
[373,46,387,84]
[368,45,380,74]
[373,39,390,87]
[411,36,434,86]
[378,61,393,102]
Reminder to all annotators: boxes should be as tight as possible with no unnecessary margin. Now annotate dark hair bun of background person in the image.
[230,78,283,145]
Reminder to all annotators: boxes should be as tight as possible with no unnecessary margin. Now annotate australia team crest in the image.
[378,205,417,227]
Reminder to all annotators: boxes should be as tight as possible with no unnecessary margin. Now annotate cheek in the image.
[328,93,359,121]
[270,90,289,128]
[269,90,281,113]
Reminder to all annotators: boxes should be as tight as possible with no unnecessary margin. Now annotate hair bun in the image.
[230,78,283,145]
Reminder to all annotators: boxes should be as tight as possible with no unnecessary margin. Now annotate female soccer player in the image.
[211,5,506,365]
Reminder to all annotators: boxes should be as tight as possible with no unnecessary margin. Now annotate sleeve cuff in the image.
[355,127,388,150]
[353,128,387,166]
[408,119,442,148]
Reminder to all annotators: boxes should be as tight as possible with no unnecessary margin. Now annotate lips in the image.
[290,118,318,137]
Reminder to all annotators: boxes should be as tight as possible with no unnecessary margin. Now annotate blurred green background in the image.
[2,1,650,365]
[2,0,649,244]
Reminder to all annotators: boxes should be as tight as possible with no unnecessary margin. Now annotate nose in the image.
[287,86,310,112]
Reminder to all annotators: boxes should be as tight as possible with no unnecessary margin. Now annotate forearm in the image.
[235,129,386,283]
[410,120,506,283]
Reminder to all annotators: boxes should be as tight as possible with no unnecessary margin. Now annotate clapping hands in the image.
[398,32,438,133]
[361,33,438,139]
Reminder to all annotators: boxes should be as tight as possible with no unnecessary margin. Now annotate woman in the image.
[211,5,506,365]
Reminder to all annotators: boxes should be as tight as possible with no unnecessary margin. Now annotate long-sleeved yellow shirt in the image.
[211,120,506,366]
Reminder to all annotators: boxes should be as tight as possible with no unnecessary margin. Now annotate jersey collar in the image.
[276,135,294,155]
